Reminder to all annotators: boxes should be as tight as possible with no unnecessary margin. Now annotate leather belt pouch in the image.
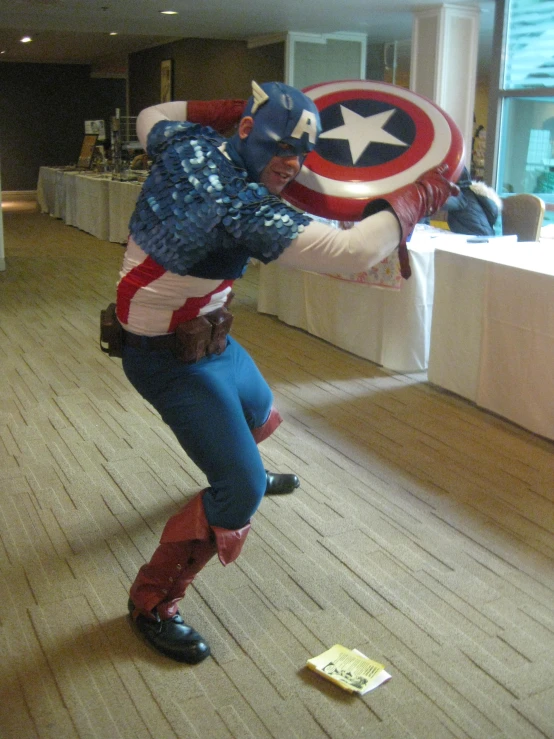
[100,303,124,358]
[175,316,213,363]
[206,307,234,356]
[175,307,234,363]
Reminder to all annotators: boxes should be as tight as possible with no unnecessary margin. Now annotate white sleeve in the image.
[136,102,189,148]
[276,210,402,274]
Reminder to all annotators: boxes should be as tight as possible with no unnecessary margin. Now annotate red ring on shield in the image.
[306,89,436,182]
[283,79,465,222]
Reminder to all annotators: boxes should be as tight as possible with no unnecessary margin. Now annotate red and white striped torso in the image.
[116,238,234,336]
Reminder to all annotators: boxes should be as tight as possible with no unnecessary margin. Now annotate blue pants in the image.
[122,336,274,529]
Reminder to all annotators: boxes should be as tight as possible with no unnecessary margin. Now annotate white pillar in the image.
[410,4,480,166]
[0,158,5,271]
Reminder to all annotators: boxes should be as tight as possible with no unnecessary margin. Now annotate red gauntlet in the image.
[187,99,246,134]
[364,166,459,279]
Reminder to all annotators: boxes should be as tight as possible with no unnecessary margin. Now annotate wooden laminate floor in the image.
[1,204,554,739]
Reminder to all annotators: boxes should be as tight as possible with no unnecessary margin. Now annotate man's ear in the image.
[238,116,254,140]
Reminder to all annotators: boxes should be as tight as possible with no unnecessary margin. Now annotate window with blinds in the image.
[503,0,554,89]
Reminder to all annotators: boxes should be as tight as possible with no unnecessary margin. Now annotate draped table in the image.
[428,240,554,440]
[63,171,111,241]
[257,227,503,373]
[108,178,142,243]
[36,166,68,219]
[37,167,143,244]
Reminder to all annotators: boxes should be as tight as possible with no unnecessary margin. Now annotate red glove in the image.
[186,99,246,134]
[363,166,459,279]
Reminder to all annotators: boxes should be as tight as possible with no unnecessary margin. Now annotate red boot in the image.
[363,166,459,278]
[251,406,283,444]
[129,491,250,663]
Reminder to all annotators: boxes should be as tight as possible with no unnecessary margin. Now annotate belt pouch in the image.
[206,307,234,356]
[100,303,124,358]
[175,316,212,363]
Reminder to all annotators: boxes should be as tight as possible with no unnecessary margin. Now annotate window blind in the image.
[504,0,554,89]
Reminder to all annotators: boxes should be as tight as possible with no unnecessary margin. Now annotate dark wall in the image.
[366,44,386,82]
[0,63,125,190]
[129,39,284,115]
[0,41,283,191]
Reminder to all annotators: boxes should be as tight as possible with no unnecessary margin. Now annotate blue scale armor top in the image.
[128,120,312,278]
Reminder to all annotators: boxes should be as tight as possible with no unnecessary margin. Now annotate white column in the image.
[410,4,480,166]
[0,158,5,271]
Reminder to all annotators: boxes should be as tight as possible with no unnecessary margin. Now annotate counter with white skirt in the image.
[428,240,554,440]
[37,166,143,244]
[257,227,502,373]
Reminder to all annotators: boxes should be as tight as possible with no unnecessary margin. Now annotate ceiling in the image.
[0,0,496,72]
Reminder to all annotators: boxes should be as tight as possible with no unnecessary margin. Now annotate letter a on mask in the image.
[290,110,319,145]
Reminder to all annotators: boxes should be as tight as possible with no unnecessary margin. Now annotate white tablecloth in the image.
[108,179,142,243]
[37,166,67,219]
[60,171,79,228]
[257,228,505,373]
[37,167,140,244]
[65,172,111,241]
[428,241,554,440]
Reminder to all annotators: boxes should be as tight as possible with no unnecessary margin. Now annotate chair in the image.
[501,194,545,241]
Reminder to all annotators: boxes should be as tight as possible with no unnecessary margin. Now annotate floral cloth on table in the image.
[311,216,402,290]
[328,252,402,289]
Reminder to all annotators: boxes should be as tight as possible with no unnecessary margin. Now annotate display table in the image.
[257,228,502,373]
[64,172,111,241]
[428,241,554,440]
[108,179,142,243]
[37,167,143,244]
[37,166,67,219]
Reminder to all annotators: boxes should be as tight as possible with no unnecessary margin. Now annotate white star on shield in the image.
[319,105,408,164]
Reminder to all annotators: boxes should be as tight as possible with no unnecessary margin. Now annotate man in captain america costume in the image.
[117,80,457,664]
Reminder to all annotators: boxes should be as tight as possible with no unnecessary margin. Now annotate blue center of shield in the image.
[316,99,416,168]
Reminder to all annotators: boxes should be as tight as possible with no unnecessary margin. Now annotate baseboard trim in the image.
[2,190,37,202]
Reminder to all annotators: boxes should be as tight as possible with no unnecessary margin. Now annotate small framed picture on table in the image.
[77,134,98,169]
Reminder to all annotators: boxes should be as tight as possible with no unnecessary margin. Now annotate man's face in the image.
[258,142,301,196]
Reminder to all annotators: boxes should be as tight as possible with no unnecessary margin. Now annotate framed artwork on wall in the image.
[160,59,173,103]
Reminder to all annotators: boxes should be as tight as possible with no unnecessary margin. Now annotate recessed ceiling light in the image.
[20,36,32,43]
[160,10,179,15]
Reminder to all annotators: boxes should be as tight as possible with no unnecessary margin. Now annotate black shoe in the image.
[264,470,300,495]
[128,599,210,664]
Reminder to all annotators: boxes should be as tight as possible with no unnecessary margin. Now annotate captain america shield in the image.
[283,79,465,221]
